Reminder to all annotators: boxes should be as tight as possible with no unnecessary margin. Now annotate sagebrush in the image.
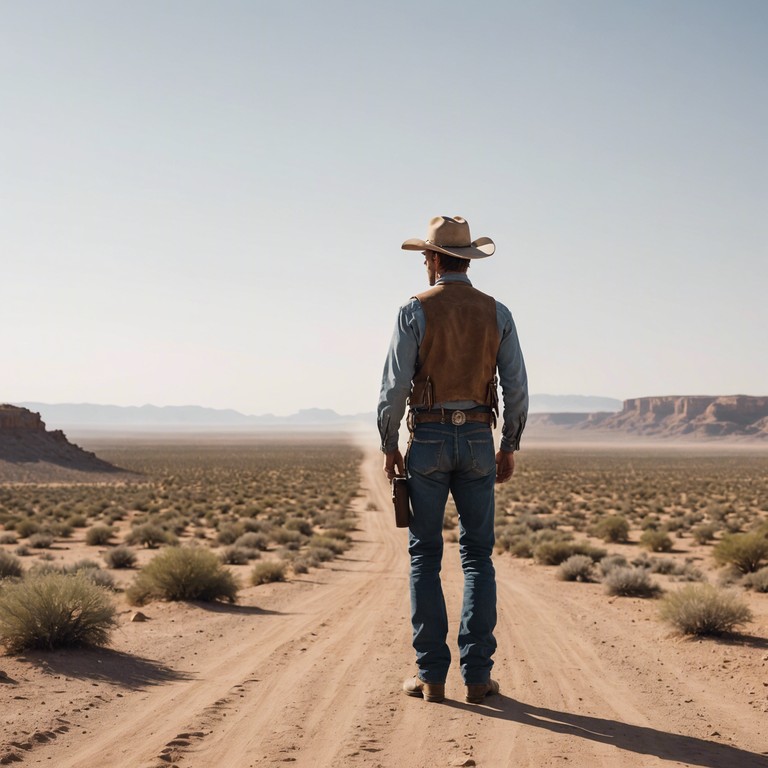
[659,584,753,636]
[127,547,239,605]
[0,573,117,652]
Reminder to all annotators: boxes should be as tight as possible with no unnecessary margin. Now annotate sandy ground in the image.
[2,444,768,768]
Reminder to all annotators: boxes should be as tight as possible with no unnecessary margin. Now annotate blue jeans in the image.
[406,421,497,685]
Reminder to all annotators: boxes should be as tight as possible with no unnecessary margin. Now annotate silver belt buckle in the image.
[451,410,466,426]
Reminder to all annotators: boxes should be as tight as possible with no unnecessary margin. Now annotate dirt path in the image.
[4,444,767,767]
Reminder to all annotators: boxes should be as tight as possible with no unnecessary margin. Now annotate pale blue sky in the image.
[2,1,766,415]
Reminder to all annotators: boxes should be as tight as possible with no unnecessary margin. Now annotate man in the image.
[378,215,528,704]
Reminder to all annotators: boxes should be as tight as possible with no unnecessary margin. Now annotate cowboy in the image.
[378,215,528,704]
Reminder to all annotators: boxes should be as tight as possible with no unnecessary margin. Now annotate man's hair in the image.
[434,253,470,273]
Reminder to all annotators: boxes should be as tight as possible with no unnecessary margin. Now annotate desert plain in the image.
[1,432,767,768]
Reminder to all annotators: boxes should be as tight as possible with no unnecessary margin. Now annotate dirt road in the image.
[4,444,767,768]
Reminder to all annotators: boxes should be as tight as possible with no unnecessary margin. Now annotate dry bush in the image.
[743,567,768,593]
[0,532,18,545]
[691,523,719,545]
[234,532,269,551]
[639,529,673,553]
[534,540,606,566]
[659,584,753,636]
[127,547,238,605]
[85,525,114,546]
[603,567,661,598]
[557,555,595,582]
[590,515,630,543]
[14,520,40,538]
[0,573,117,652]
[0,550,23,580]
[103,546,138,569]
[219,546,258,565]
[250,561,287,585]
[126,523,177,549]
[27,533,55,549]
[599,554,628,576]
[309,535,348,555]
[713,533,768,574]
[216,523,245,546]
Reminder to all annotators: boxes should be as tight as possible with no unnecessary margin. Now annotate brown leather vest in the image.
[410,282,499,408]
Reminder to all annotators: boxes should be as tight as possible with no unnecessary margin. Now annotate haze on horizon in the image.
[2,1,766,417]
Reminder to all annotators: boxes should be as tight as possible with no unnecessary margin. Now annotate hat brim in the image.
[401,236,495,260]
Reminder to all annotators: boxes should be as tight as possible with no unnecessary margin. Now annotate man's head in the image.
[423,250,469,285]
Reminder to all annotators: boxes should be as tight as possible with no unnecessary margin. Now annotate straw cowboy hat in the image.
[401,215,495,260]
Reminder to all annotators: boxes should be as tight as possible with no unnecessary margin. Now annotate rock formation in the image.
[0,404,122,473]
[577,395,768,438]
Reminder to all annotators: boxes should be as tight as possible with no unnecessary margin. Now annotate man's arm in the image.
[377,301,421,468]
[496,302,528,455]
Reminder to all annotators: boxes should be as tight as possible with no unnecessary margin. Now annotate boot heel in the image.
[423,683,445,703]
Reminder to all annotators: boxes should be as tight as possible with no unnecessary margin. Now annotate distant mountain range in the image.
[10,395,622,430]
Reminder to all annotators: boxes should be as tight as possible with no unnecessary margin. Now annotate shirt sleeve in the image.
[377,300,421,453]
[496,302,528,451]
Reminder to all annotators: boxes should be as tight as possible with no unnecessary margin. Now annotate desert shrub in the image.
[713,533,768,574]
[603,567,661,598]
[285,517,313,536]
[67,514,88,528]
[15,520,40,538]
[321,528,351,541]
[309,535,348,555]
[14,545,30,557]
[126,547,238,605]
[0,532,18,545]
[0,551,23,580]
[659,584,753,636]
[591,515,630,543]
[599,554,628,576]
[0,573,117,652]
[743,567,768,593]
[673,563,707,582]
[126,523,177,549]
[306,546,334,564]
[271,529,304,547]
[250,561,287,585]
[219,546,257,565]
[216,524,245,546]
[241,519,272,534]
[85,525,114,546]
[557,555,595,582]
[508,537,535,558]
[103,546,138,569]
[647,557,680,575]
[72,566,116,590]
[534,540,606,566]
[291,557,310,574]
[691,523,718,545]
[234,532,270,551]
[639,529,673,553]
[28,533,55,549]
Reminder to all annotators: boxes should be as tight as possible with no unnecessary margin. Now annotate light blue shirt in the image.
[377,273,528,453]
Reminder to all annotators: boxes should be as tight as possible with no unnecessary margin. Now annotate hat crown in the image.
[427,216,472,248]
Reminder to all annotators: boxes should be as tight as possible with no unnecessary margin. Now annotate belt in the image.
[409,409,493,427]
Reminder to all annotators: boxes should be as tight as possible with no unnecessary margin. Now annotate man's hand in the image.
[384,449,404,480]
[495,450,515,484]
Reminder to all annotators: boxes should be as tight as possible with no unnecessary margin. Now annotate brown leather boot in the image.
[465,678,500,704]
[402,676,445,703]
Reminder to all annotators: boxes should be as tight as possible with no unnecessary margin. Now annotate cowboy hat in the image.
[401,215,495,260]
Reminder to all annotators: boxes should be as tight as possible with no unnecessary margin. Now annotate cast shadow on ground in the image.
[444,695,768,768]
[189,601,283,616]
[26,648,192,690]
[709,633,768,651]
